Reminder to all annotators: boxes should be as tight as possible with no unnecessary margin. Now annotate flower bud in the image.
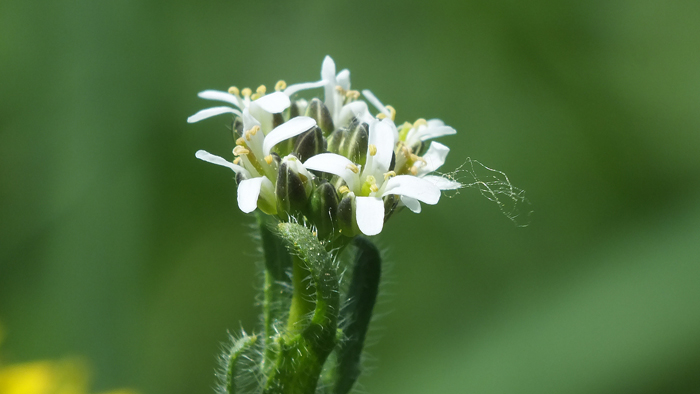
[290,99,307,119]
[305,98,334,136]
[308,181,339,238]
[272,112,285,129]
[338,121,368,166]
[276,157,313,217]
[337,193,356,236]
[293,125,326,162]
[232,116,244,140]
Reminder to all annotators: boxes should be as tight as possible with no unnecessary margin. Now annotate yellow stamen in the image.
[377,113,387,120]
[335,85,346,95]
[275,80,287,91]
[411,154,426,165]
[241,87,252,97]
[233,146,250,156]
[383,171,396,180]
[250,125,260,135]
[413,118,427,128]
[251,93,261,100]
[385,105,396,121]
[264,155,274,165]
[256,85,266,95]
[228,86,240,96]
[245,130,252,140]
[236,137,246,146]
[346,163,360,174]
[233,157,241,165]
[410,167,418,175]
[345,90,361,100]
[370,184,379,193]
[401,145,412,157]
[338,185,350,194]
[368,144,377,156]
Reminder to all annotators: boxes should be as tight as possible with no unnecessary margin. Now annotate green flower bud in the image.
[290,99,308,119]
[305,98,334,136]
[383,194,399,221]
[293,125,326,162]
[232,116,244,140]
[276,158,311,217]
[308,181,339,239]
[338,121,368,166]
[272,112,285,129]
[337,193,356,237]
[327,127,344,154]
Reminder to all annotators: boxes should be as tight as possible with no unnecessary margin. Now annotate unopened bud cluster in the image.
[189,56,461,236]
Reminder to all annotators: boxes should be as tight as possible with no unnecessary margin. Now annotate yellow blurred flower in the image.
[0,322,137,394]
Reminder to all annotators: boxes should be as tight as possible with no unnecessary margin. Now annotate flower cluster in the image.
[189,56,461,236]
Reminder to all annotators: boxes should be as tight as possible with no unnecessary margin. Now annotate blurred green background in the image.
[2,1,700,393]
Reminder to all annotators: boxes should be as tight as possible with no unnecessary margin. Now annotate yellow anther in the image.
[401,145,412,156]
[228,86,240,96]
[233,157,241,165]
[346,163,360,174]
[383,171,396,180]
[241,87,252,97]
[245,130,252,140]
[410,154,426,165]
[250,125,260,135]
[256,85,267,95]
[385,105,396,121]
[413,118,427,128]
[338,185,350,194]
[264,155,274,165]
[251,93,260,100]
[236,137,246,146]
[377,113,387,120]
[410,166,418,175]
[345,90,361,100]
[335,85,347,95]
[370,184,379,193]
[233,146,250,156]
[275,80,287,91]
[368,144,377,156]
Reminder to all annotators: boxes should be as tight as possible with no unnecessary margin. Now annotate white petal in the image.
[419,125,456,141]
[419,141,450,175]
[362,89,390,116]
[401,196,422,214]
[187,106,241,123]
[237,177,264,213]
[195,150,250,177]
[262,116,316,156]
[422,175,462,190]
[365,119,395,177]
[241,108,261,130]
[253,91,291,113]
[336,69,351,90]
[197,90,241,107]
[321,55,336,82]
[383,175,441,205]
[284,80,327,97]
[304,153,359,192]
[427,119,445,127]
[355,196,385,236]
[338,101,372,126]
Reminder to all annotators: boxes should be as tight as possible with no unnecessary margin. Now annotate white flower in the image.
[315,56,374,127]
[304,118,441,235]
[194,114,317,214]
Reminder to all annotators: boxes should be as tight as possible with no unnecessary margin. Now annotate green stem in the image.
[287,254,316,333]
